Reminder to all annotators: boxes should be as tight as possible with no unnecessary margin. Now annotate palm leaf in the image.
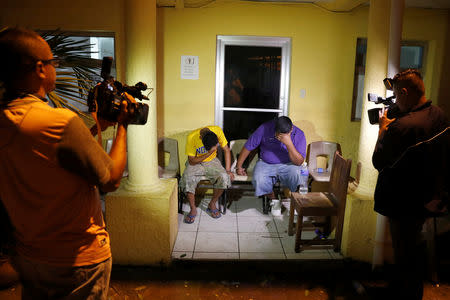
[40,30,102,114]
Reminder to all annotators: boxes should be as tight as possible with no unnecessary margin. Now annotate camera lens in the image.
[368,108,381,125]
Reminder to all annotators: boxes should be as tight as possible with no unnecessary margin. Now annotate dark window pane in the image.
[350,38,426,121]
[223,111,278,141]
[224,46,281,109]
[400,46,423,70]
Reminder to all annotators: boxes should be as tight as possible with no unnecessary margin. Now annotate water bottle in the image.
[299,162,309,194]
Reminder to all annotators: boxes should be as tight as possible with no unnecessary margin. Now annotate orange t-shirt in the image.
[0,96,112,266]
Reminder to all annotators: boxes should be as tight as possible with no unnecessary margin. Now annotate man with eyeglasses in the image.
[0,27,131,299]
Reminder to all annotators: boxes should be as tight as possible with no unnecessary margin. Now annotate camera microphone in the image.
[101,56,113,80]
[368,93,395,105]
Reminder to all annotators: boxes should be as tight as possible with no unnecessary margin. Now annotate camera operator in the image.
[0,27,132,299]
[372,69,448,299]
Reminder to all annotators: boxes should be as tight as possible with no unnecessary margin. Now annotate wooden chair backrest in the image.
[328,151,352,210]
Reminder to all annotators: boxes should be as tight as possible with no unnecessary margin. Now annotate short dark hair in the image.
[0,27,42,90]
[202,131,219,151]
[275,116,293,134]
[393,69,425,97]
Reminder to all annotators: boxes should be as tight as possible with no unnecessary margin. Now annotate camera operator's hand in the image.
[89,103,116,140]
[117,92,136,126]
[378,107,396,137]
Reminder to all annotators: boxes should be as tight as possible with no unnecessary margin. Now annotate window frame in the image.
[215,35,292,127]
[350,38,428,121]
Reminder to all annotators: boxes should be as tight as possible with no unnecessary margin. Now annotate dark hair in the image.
[202,131,219,151]
[393,69,425,97]
[275,116,293,134]
[0,27,42,91]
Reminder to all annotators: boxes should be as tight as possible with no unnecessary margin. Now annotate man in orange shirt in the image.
[0,27,130,299]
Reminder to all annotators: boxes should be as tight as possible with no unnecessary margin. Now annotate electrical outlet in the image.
[300,89,306,98]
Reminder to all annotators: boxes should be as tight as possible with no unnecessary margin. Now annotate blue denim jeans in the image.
[252,160,302,197]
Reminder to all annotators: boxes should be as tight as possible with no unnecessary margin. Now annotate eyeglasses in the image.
[41,57,62,68]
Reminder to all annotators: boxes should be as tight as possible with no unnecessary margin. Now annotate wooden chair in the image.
[288,151,352,252]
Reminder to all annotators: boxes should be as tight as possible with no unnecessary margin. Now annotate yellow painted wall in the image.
[0,0,127,85]
[158,2,448,176]
[1,0,447,173]
[1,0,449,263]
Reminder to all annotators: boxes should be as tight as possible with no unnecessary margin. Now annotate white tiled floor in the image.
[172,196,344,261]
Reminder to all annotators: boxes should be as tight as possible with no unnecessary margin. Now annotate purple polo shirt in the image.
[244,119,306,164]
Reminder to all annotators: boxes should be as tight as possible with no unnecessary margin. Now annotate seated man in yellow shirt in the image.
[179,126,234,223]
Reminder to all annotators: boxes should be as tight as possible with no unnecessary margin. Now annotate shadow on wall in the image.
[292,119,323,144]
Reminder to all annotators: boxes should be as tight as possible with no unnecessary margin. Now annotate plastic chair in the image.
[288,151,352,252]
[306,141,342,185]
[158,137,180,180]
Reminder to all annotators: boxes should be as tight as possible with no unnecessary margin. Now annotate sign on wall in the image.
[181,55,199,80]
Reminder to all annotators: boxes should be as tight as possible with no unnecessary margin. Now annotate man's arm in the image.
[222,144,234,181]
[372,109,397,171]
[236,147,251,176]
[100,121,127,192]
[188,144,218,165]
[277,131,304,166]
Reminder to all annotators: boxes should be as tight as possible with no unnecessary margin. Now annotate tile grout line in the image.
[236,202,241,259]
[191,206,203,260]
[272,213,288,259]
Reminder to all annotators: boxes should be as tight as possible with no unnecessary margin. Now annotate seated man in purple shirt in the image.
[235,116,306,199]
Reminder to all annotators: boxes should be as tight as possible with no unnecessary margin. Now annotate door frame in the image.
[215,35,292,127]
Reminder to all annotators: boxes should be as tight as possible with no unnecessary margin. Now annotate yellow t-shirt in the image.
[185,126,228,162]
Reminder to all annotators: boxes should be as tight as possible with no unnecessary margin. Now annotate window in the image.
[215,36,291,140]
[350,38,427,121]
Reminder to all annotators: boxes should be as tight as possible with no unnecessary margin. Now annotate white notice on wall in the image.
[181,55,199,80]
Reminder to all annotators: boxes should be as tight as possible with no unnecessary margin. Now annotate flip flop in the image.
[206,208,221,219]
[184,214,196,224]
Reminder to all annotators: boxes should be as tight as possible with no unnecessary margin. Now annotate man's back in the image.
[373,102,448,171]
[0,96,111,266]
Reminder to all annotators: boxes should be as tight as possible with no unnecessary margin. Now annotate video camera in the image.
[367,77,400,125]
[87,57,149,125]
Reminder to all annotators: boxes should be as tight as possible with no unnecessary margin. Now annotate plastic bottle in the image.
[299,162,309,194]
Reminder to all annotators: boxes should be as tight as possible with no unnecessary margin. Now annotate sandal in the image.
[206,207,221,219]
[184,214,196,224]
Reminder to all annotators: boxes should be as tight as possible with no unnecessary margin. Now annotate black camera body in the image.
[367,77,399,125]
[367,93,397,124]
[87,57,149,125]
